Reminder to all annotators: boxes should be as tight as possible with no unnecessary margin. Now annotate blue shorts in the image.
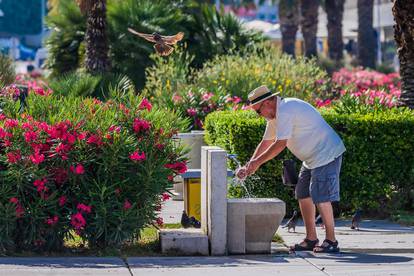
[295,155,343,203]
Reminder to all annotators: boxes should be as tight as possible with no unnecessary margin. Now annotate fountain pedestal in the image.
[227,198,286,254]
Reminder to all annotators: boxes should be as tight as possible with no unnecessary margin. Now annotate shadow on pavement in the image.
[303,252,413,264]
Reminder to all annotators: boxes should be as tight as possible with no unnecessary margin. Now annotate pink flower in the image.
[7,151,21,163]
[71,164,85,175]
[232,96,242,104]
[15,204,24,218]
[24,131,38,143]
[34,179,47,192]
[71,213,86,230]
[22,122,34,130]
[130,151,146,161]
[202,92,214,101]
[162,193,171,201]
[165,161,187,174]
[109,125,121,133]
[58,196,67,207]
[9,197,19,204]
[46,215,59,226]
[4,119,19,128]
[138,98,152,111]
[30,151,45,165]
[77,203,92,214]
[156,143,165,150]
[0,114,6,121]
[155,217,164,226]
[87,134,103,146]
[186,108,197,117]
[172,93,183,103]
[123,199,132,210]
[133,118,151,133]
[78,132,88,140]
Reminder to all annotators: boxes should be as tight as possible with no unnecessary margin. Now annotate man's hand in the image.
[235,163,250,180]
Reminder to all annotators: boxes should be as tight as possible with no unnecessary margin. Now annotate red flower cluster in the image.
[71,213,86,233]
[133,118,151,133]
[164,161,187,174]
[129,151,146,161]
[123,199,132,210]
[33,179,48,192]
[77,203,92,214]
[46,215,59,226]
[138,98,152,112]
[70,164,85,175]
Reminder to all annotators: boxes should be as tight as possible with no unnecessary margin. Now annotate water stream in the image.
[227,154,260,198]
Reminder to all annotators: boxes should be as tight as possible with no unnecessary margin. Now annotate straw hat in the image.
[247,85,279,106]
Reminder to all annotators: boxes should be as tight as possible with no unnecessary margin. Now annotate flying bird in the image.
[282,210,298,233]
[351,210,362,230]
[127,28,184,56]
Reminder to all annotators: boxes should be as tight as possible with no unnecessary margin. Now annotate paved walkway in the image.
[1,199,413,275]
[1,253,414,276]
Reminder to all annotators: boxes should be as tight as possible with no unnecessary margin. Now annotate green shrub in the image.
[192,44,330,101]
[48,71,135,100]
[205,108,414,215]
[0,54,15,86]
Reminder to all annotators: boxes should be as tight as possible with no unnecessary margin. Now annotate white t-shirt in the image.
[263,97,346,169]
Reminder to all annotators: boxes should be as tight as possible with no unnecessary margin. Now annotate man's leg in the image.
[317,202,336,242]
[299,197,317,240]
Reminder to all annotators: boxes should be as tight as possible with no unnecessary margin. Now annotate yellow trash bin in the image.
[182,169,202,221]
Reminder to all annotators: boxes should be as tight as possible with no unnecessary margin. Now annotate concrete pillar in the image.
[201,146,228,255]
[201,146,219,235]
[207,148,228,255]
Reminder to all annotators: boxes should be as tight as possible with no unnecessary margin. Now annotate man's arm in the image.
[246,139,287,175]
[250,139,274,161]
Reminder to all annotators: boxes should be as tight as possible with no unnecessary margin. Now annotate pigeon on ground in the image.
[282,210,298,233]
[351,210,362,230]
[190,216,201,229]
[181,210,191,228]
[315,214,325,229]
[127,28,184,56]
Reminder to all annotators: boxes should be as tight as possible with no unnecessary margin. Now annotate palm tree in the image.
[300,0,319,58]
[357,0,376,68]
[76,0,111,74]
[325,0,345,62]
[393,0,414,108]
[279,0,300,57]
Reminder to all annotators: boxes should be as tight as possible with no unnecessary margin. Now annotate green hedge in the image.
[205,108,414,215]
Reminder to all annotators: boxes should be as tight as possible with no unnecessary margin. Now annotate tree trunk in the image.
[393,0,414,108]
[357,0,376,68]
[279,0,300,57]
[84,0,111,74]
[300,0,319,58]
[325,0,345,61]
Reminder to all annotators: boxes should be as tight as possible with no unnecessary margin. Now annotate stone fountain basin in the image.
[227,198,286,254]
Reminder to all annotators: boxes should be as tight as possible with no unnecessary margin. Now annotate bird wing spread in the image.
[127,28,157,43]
[154,44,174,56]
[161,32,184,45]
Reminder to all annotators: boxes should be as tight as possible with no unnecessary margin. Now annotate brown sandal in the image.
[313,239,340,253]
